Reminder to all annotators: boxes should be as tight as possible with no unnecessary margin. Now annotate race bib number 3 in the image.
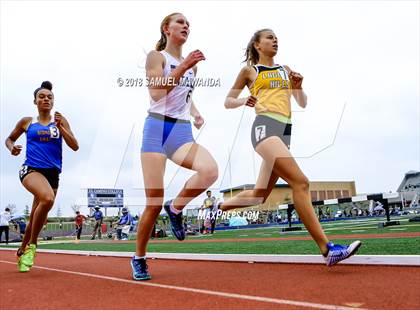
[50,126,60,138]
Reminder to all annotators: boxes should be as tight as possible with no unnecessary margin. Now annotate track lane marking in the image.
[0,260,366,310]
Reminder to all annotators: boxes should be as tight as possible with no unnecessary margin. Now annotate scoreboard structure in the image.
[87,188,124,215]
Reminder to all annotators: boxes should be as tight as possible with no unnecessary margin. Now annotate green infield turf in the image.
[2,217,419,255]
[21,237,420,255]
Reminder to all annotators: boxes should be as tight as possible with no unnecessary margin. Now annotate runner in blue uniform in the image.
[5,81,79,272]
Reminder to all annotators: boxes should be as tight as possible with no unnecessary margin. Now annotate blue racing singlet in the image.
[24,118,63,172]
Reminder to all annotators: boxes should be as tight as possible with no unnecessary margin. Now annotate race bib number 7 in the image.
[255,125,266,142]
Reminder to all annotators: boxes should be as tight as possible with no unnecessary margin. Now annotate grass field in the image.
[30,237,420,255]
[2,217,419,255]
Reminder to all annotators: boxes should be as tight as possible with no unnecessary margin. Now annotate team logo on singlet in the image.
[255,125,266,142]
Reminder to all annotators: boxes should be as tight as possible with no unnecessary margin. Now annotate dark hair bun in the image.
[41,81,53,90]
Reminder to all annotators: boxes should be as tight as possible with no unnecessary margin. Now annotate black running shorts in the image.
[251,115,292,149]
[19,165,60,189]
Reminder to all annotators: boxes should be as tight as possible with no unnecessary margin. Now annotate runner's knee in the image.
[290,175,309,192]
[39,194,55,207]
[198,163,218,184]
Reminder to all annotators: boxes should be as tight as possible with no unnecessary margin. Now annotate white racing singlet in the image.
[148,50,195,120]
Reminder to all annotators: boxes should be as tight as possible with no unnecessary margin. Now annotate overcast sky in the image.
[1,1,419,216]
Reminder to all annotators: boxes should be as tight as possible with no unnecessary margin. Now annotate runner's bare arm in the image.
[5,117,31,156]
[55,112,79,151]
[284,65,307,108]
[225,66,257,109]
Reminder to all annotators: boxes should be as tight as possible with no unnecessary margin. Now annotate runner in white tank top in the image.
[148,50,195,120]
[132,13,219,281]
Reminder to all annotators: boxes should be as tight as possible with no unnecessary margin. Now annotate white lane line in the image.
[1,248,419,266]
[0,260,365,310]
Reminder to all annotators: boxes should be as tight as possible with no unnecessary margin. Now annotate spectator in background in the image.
[325,206,331,219]
[91,206,103,240]
[151,221,157,239]
[74,211,87,242]
[17,219,27,240]
[203,216,212,234]
[318,207,323,220]
[201,190,217,234]
[115,207,133,240]
[0,207,12,244]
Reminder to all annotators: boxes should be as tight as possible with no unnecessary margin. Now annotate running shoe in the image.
[131,257,151,281]
[19,244,36,272]
[324,240,362,266]
[16,247,29,272]
[18,258,30,272]
[164,200,185,241]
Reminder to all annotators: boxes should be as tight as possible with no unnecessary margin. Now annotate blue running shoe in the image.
[324,240,362,266]
[131,257,151,281]
[164,200,185,241]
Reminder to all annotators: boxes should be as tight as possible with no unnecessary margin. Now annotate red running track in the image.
[1,251,419,310]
